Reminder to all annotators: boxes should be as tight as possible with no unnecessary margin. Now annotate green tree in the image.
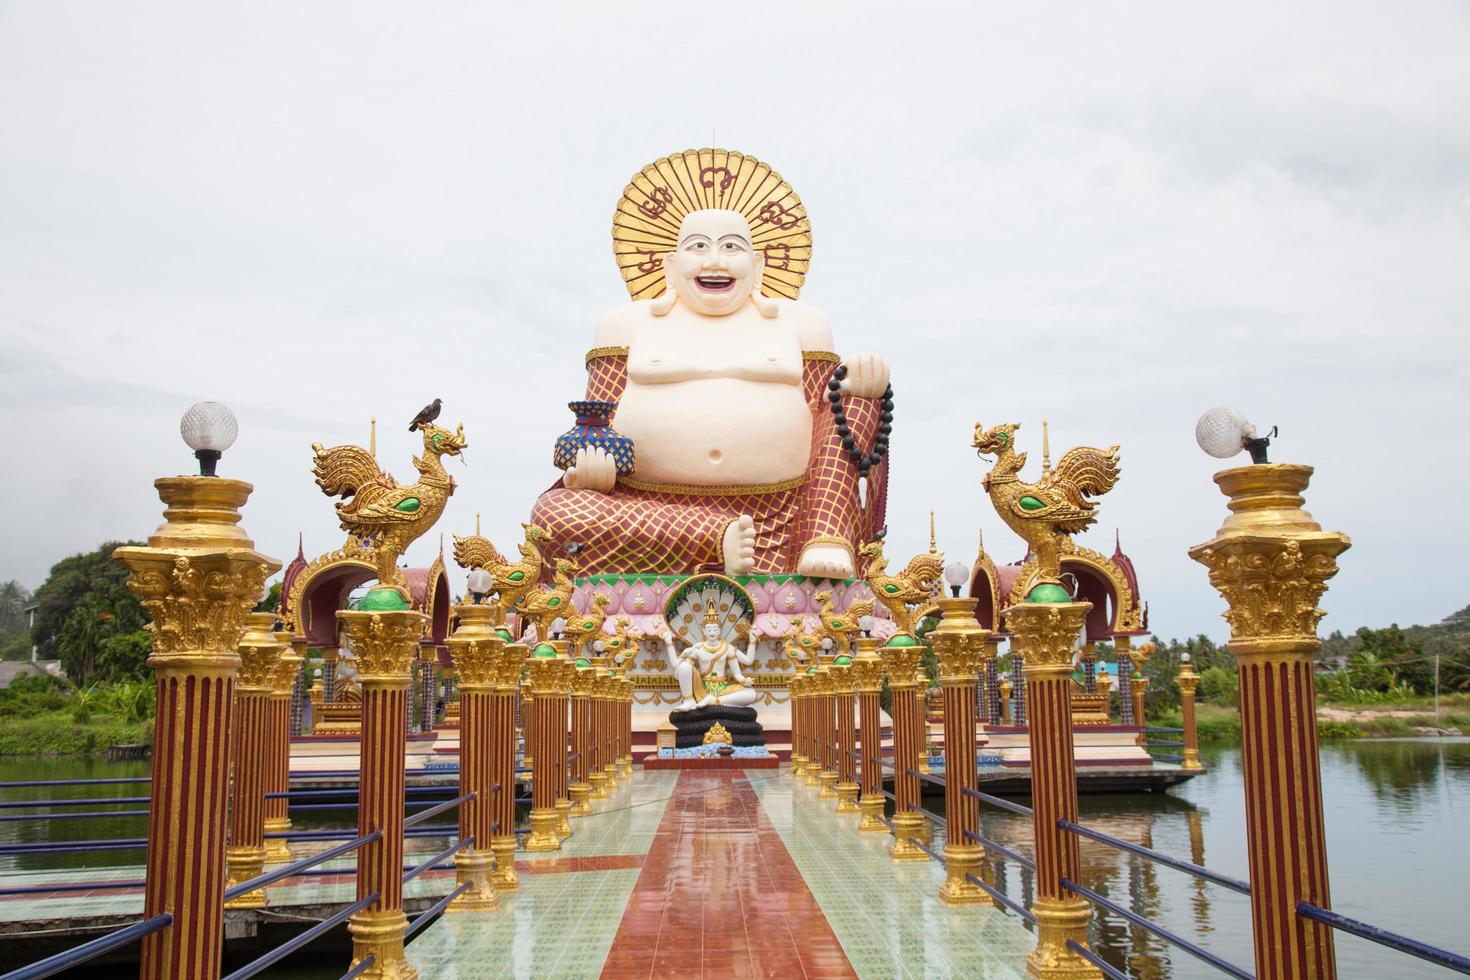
[256,580,282,615]
[0,580,30,636]
[1197,666,1238,707]
[95,630,153,682]
[28,542,146,681]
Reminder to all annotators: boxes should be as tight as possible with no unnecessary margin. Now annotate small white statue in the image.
[661,605,759,710]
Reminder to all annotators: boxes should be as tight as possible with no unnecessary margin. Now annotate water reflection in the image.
[930,738,1470,978]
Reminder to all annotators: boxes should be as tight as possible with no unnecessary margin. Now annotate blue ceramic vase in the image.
[554,400,635,476]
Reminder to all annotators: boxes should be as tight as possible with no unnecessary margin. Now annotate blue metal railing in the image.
[3,913,171,980]
[221,893,379,980]
[223,830,382,901]
[403,837,471,885]
[402,792,474,828]
[1297,902,1470,976]
[404,882,473,940]
[1061,876,1254,979]
[1067,940,1128,980]
[1057,818,1250,895]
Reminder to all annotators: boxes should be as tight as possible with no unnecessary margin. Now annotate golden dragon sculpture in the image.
[311,419,466,596]
[812,589,874,659]
[859,539,945,637]
[451,522,553,615]
[971,422,1120,602]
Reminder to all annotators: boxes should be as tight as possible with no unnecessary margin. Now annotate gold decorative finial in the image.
[311,416,468,596]
[859,540,944,639]
[475,512,481,536]
[1041,417,1051,474]
[370,417,376,458]
[929,510,937,554]
[972,422,1120,602]
[978,528,986,557]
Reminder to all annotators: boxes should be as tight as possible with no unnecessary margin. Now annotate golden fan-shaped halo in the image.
[612,147,813,301]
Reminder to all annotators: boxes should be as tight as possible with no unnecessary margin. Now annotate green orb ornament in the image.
[360,587,411,612]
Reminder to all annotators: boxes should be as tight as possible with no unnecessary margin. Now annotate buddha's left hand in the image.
[843,352,890,399]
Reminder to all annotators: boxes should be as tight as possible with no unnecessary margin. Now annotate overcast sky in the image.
[1,2,1467,642]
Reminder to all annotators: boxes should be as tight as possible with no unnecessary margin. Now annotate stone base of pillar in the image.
[554,798,573,838]
[490,835,520,890]
[569,782,594,816]
[348,908,418,980]
[525,809,561,852]
[789,753,808,774]
[447,850,499,912]
[938,844,987,904]
[602,762,619,790]
[858,795,887,833]
[223,847,268,909]
[889,812,930,862]
[1181,748,1203,771]
[263,818,292,863]
[588,770,609,800]
[817,770,839,799]
[620,755,633,776]
[1026,896,1103,980]
[835,781,861,814]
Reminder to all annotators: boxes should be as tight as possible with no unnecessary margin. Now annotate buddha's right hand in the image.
[564,445,617,492]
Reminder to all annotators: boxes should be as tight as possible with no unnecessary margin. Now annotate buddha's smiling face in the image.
[664,209,764,316]
[702,622,722,643]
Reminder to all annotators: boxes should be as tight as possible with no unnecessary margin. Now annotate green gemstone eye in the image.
[394,497,421,512]
[1019,496,1045,511]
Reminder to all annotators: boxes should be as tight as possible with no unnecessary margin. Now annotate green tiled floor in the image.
[408,770,681,979]
[750,774,1035,979]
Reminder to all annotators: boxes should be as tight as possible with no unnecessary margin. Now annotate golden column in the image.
[263,633,303,863]
[850,638,888,833]
[443,600,502,912]
[339,606,425,979]
[930,595,991,905]
[833,657,861,813]
[998,676,1013,725]
[1009,601,1102,980]
[489,642,525,889]
[115,475,277,980]
[601,668,621,790]
[788,672,807,775]
[1191,463,1347,980]
[881,638,929,861]
[225,612,285,908]
[524,643,566,851]
[568,662,595,815]
[1130,642,1153,745]
[549,641,575,838]
[1175,656,1203,771]
[620,676,634,775]
[814,661,838,798]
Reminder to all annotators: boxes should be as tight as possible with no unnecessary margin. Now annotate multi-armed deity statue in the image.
[529,149,893,581]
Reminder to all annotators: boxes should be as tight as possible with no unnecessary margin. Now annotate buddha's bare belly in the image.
[615,378,812,486]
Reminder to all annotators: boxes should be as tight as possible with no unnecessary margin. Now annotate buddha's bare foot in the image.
[796,543,855,580]
[722,516,756,575]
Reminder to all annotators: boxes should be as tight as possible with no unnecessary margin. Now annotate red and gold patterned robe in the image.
[530,347,889,575]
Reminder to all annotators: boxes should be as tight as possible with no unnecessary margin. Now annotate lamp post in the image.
[115,402,279,980]
[931,560,991,904]
[1190,408,1346,979]
[1175,654,1203,771]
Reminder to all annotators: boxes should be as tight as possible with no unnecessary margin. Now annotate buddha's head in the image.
[655,209,777,318]
[702,621,722,642]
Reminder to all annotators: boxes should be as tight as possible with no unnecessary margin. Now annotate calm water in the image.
[953,739,1470,979]
[3,742,1468,978]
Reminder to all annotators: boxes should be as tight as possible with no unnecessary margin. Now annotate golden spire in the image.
[369,416,377,458]
[929,510,937,554]
[1041,417,1051,474]
[978,527,986,558]
[475,512,481,536]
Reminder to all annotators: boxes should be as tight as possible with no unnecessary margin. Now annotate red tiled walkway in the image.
[601,770,856,979]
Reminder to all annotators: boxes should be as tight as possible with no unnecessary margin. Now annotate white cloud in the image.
[1,0,1466,642]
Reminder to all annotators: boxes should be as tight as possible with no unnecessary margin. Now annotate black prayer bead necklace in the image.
[827,363,894,479]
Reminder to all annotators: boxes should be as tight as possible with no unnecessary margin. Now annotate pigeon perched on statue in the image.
[408,398,442,432]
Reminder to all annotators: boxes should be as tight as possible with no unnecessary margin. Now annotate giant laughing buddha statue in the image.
[530,149,892,580]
